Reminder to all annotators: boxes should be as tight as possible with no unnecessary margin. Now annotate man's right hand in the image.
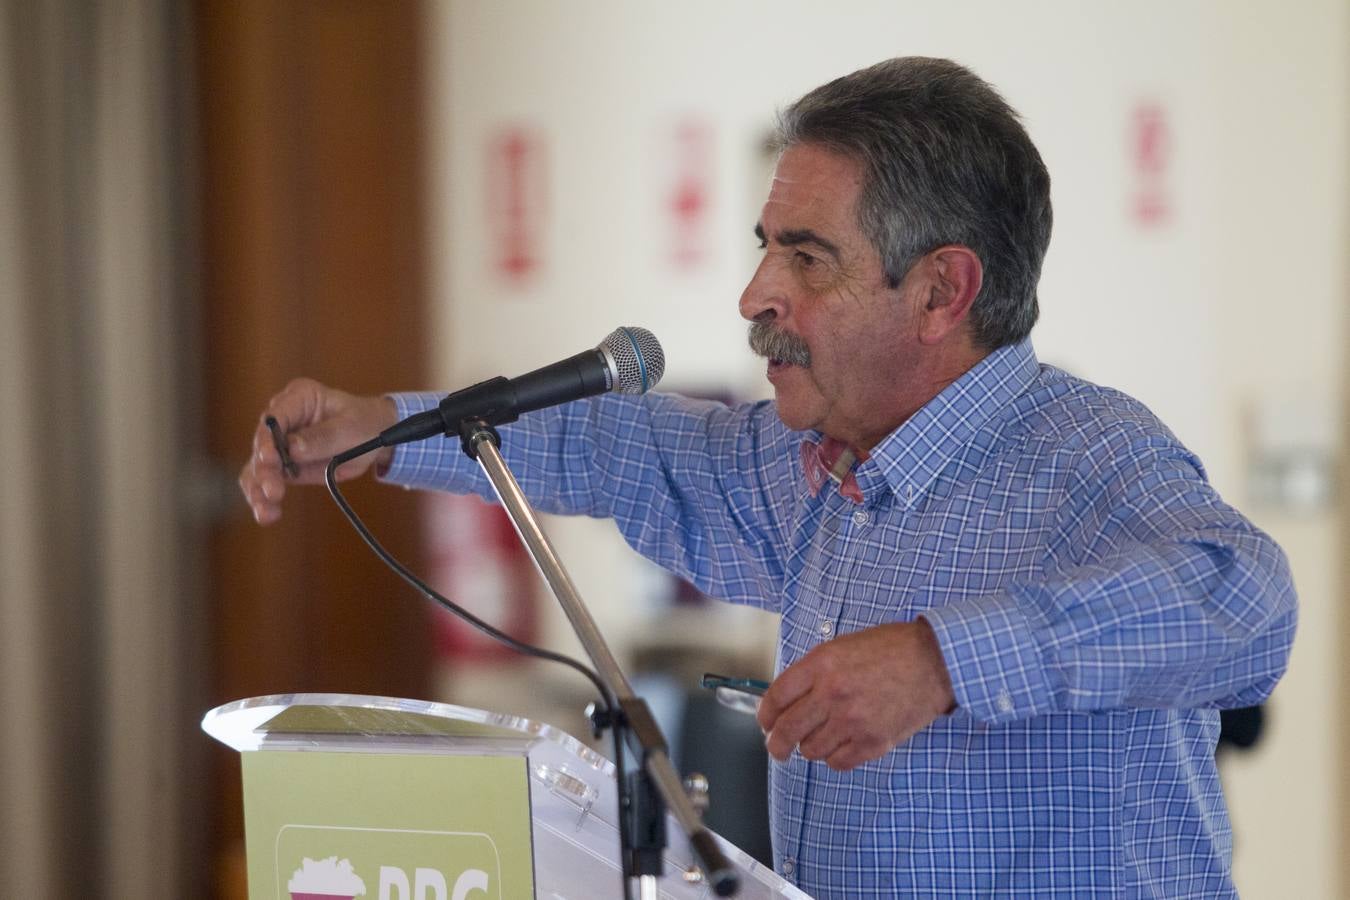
[239,378,399,525]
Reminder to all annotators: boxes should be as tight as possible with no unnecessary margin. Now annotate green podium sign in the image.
[244,750,533,899]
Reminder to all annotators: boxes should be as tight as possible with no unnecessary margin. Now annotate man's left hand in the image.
[757,619,956,771]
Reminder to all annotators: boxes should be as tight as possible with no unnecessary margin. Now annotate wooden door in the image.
[194,2,434,894]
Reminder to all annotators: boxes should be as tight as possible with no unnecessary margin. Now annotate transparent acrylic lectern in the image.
[204,693,812,900]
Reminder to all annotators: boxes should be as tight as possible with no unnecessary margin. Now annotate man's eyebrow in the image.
[755,224,841,260]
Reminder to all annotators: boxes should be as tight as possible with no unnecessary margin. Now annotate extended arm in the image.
[383,390,794,611]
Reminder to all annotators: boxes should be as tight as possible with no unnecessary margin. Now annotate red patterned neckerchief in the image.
[800,436,867,504]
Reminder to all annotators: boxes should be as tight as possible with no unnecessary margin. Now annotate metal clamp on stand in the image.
[458,419,739,898]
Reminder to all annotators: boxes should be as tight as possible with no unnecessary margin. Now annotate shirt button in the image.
[819,619,834,637]
[781,857,795,877]
[851,509,870,526]
[996,690,1014,714]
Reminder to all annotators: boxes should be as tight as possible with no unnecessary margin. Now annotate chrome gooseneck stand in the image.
[459,420,739,898]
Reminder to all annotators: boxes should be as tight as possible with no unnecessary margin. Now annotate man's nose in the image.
[739,257,786,323]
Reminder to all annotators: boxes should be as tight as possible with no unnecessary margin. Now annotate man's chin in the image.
[770,393,819,433]
[764,361,822,431]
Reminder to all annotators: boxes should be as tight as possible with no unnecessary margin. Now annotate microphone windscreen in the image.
[599,327,665,394]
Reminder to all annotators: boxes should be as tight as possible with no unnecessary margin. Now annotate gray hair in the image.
[774,57,1053,350]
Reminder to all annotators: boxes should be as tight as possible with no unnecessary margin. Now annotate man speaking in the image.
[240,57,1297,898]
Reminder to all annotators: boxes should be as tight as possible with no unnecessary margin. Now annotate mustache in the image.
[747,321,812,367]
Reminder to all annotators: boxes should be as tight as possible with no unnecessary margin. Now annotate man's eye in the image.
[757,237,768,250]
[795,251,817,268]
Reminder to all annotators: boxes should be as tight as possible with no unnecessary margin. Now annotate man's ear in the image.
[917,245,982,345]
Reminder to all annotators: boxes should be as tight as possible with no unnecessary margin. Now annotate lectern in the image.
[204,693,811,899]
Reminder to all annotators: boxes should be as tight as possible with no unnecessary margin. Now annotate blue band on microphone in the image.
[620,327,649,392]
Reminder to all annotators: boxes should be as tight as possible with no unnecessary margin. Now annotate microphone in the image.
[377,326,665,448]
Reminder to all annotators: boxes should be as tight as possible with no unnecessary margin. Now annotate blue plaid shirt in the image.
[386,339,1296,898]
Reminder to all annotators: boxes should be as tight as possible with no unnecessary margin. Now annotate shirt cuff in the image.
[920,593,1059,724]
[379,391,452,488]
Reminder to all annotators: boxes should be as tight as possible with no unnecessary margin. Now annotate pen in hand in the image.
[265,415,300,479]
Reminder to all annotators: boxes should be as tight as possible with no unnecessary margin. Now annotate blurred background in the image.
[1,0,1346,897]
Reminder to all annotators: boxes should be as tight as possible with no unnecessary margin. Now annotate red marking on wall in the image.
[1130,102,1172,227]
[488,127,547,282]
[423,493,537,661]
[668,118,714,270]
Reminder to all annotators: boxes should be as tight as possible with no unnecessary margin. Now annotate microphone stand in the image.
[457,420,738,898]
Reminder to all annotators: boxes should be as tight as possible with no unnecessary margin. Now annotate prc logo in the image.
[287,854,491,900]
[288,856,366,900]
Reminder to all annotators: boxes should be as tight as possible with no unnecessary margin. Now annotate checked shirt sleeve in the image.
[381,390,791,611]
[922,430,1298,725]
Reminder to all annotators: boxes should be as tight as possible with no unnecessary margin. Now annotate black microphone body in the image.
[376,327,663,448]
[502,348,614,418]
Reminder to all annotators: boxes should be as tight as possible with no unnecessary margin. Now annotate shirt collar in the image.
[853,339,1040,509]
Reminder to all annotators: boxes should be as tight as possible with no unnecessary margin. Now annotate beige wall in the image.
[1205,7,1348,895]
[428,2,1349,896]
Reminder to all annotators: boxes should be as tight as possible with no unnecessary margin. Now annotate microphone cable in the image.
[324,447,641,900]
